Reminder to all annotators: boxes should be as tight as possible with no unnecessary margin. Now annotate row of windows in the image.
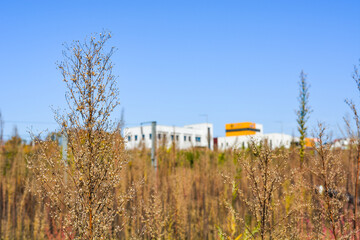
[127,134,201,142]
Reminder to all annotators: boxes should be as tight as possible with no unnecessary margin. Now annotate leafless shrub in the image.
[309,123,350,239]
[345,60,360,238]
[228,140,299,239]
[27,32,134,239]
[141,189,167,239]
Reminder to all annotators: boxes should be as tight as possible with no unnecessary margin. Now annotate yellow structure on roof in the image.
[225,122,260,137]
[305,137,315,148]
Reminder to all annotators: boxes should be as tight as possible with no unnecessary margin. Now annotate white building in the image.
[264,133,294,149]
[217,135,260,150]
[216,122,296,150]
[125,123,213,150]
[217,133,295,150]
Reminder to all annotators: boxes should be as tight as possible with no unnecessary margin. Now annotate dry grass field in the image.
[0,134,359,239]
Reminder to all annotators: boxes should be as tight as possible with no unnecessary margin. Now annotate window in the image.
[142,134,145,140]
[195,137,201,142]
[128,136,131,141]
[188,136,191,141]
[176,135,179,141]
[135,135,138,141]
[171,135,174,141]
[158,134,161,139]
[184,136,186,141]
[149,134,152,139]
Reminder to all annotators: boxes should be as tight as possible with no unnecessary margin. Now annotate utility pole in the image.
[141,121,157,171]
[207,127,211,149]
[151,121,157,170]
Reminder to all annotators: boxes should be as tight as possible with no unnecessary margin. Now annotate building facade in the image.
[216,122,295,150]
[125,123,213,150]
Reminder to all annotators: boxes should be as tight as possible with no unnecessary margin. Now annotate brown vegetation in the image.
[1,135,360,239]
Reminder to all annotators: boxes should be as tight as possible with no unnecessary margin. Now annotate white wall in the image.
[217,133,295,150]
[217,135,262,150]
[125,123,213,150]
[263,133,293,149]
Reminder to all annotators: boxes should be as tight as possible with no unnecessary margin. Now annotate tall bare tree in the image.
[28,32,133,239]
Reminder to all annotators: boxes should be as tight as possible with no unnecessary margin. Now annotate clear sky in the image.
[0,0,359,141]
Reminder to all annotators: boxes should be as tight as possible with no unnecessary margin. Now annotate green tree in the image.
[296,70,311,167]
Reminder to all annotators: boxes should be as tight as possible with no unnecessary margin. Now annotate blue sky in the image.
[0,1,359,141]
